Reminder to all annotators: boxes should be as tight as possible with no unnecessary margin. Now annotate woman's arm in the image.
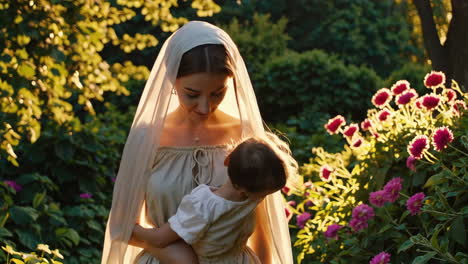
[132,223,181,248]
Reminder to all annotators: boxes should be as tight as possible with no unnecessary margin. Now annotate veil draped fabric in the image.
[101,21,293,264]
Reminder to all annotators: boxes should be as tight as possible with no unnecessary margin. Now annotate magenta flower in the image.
[325,115,346,135]
[324,224,343,239]
[377,109,392,122]
[383,177,403,203]
[407,135,430,159]
[406,156,417,172]
[369,190,387,207]
[342,124,359,139]
[407,192,425,215]
[352,138,363,148]
[396,89,418,105]
[421,94,441,110]
[79,193,93,199]
[391,80,410,95]
[370,251,391,264]
[372,88,393,108]
[282,186,290,195]
[296,212,312,229]
[320,165,333,181]
[361,119,372,131]
[352,204,375,221]
[4,180,22,192]
[349,217,369,232]
[432,127,454,151]
[424,71,445,89]
[452,100,467,116]
[305,200,314,207]
[444,89,457,102]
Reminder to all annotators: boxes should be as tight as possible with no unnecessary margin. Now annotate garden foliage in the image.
[286,72,468,263]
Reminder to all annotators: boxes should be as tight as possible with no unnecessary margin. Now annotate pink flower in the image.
[383,177,403,203]
[370,251,391,264]
[288,200,297,207]
[80,193,93,199]
[407,135,430,159]
[304,181,313,189]
[377,109,392,122]
[342,124,359,138]
[349,217,369,232]
[372,88,393,108]
[320,165,333,181]
[325,115,346,135]
[396,89,418,105]
[324,224,343,239]
[452,100,467,116]
[432,127,454,151]
[391,80,410,95]
[352,138,363,148]
[305,200,314,207]
[4,180,22,192]
[407,192,425,215]
[406,156,417,172]
[361,119,372,131]
[424,71,445,89]
[296,212,311,229]
[444,89,457,102]
[282,186,290,195]
[421,94,441,110]
[369,190,387,207]
[352,204,375,221]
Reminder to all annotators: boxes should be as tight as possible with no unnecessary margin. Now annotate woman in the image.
[101,21,293,264]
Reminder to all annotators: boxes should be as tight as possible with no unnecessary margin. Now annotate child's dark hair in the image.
[226,137,290,193]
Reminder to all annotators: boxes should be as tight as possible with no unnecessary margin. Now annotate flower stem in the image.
[448,144,468,156]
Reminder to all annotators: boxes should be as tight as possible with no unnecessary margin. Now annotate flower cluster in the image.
[369,178,403,207]
[323,224,343,240]
[406,192,425,215]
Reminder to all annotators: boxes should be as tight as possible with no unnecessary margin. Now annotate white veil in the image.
[101,21,293,264]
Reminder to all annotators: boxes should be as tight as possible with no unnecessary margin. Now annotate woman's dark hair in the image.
[227,138,287,193]
[177,44,234,78]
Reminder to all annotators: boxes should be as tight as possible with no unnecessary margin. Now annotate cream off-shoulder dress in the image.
[136,146,261,264]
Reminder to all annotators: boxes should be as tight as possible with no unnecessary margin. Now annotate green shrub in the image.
[256,49,383,124]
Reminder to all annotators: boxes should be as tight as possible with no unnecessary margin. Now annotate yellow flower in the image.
[36,244,52,254]
[2,244,21,255]
[51,249,64,259]
[51,260,64,264]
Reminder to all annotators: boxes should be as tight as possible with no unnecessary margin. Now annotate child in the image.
[133,134,297,263]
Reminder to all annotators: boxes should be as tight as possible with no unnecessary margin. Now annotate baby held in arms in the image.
[134,134,296,263]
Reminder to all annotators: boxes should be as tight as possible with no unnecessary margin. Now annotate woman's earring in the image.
[171,88,177,95]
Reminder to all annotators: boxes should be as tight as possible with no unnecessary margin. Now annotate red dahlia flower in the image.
[396,89,418,105]
[407,135,430,159]
[424,71,445,89]
[444,89,457,102]
[432,126,454,151]
[320,165,333,181]
[391,80,410,95]
[421,94,441,110]
[342,123,359,138]
[377,109,392,121]
[372,88,392,108]
[324,115,346,135]
[361,119,372,131]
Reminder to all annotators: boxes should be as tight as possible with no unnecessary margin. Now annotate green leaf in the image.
[450,216,466,247]
[411,252,437,264]
[0,227,13,238]
[55,228,80,246]
[32,192,46,208]
[17,63,35,78]
[54,141,75,161]
[9,206,39,225]
[423,173,446,188]
[14,229,40,250]
[430,224,443,250]
[398,239,414,253]
[378,224,392,234]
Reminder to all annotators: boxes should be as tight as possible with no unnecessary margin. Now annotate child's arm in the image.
[133,223,181,248]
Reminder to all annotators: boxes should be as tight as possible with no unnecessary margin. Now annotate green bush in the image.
[256,49,383,125]
[0,103,133,264]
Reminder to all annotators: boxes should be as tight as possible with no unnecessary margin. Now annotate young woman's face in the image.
[175,72,230,121]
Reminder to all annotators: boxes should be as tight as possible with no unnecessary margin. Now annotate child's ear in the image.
[224,155,230,166]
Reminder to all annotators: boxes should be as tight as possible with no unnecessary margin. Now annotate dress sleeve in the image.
[168,192,210,244]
